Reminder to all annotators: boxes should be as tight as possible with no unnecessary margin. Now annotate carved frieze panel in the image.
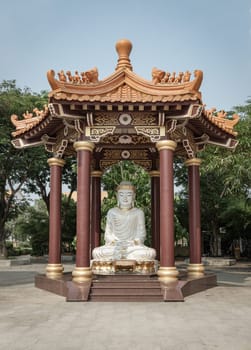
[99,159,152,171]
[93,112,158,127]
[103,149,149,160]
[133,160,152,171]
[101,134,151,145]
[131,113,157,126]
[100,160,118,170]
[94,113,118,125]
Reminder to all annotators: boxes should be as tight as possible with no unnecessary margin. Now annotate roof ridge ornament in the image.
[115,39,133,71]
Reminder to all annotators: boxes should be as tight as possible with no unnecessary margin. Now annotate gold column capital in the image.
[91,170,103,177]
[149,170,160,177]
[74,141,95,152]
[184,158,202,167]
[156,140,177,152]
[47,157,66,167]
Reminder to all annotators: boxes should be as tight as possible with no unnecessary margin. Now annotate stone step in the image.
[89,295,163,302]
[89,274,163,301]
[91,287,162,295]
[92,282,160,288]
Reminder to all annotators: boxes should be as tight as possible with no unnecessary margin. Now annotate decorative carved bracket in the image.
[85,126,116,142]
[183,139,195,159]
[166,120,177,134]
[48,103,57,117]
[135,126,165,142]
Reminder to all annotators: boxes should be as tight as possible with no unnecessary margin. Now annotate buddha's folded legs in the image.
[126,246,156,260]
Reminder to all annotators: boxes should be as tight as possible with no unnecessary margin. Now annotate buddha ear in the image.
[132,192,136,208]
[116,192,120,207]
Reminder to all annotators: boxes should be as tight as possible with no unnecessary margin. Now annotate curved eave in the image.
[12,114,63,145]
[47,68,203,101]
[189,116,238,149]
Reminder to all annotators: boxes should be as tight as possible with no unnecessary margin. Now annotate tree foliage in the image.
[0,80,48,256]
[0,80,77,257]
[175,99,251,256]
[15,197,76,256]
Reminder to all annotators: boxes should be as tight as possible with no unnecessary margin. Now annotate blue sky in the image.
[0,0,250,111]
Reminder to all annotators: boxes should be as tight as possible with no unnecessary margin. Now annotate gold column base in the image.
[72,267,92,283]
[46,263,64,279]
[157,266,179,283]
[187,263,204,276]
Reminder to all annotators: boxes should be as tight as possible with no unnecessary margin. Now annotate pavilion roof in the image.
[47,39,203,104]
[46,68,202,104]
[10,39,239,155]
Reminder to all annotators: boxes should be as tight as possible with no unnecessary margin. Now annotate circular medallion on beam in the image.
[121,150,131,159]
[119,113,132,125]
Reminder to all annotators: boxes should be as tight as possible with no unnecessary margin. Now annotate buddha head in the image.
[116,181,136,209]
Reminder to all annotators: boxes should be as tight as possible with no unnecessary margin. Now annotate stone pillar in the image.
[156,140,178,282]
[72,141,95,283]
[90,170,102,253]
[185,158,204,276]
[149,170,160,260]
[46,157,65,279]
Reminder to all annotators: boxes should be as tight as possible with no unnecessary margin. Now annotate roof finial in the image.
[115,39,133,71]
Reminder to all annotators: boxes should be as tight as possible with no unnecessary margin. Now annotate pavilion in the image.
[11,39,239,301]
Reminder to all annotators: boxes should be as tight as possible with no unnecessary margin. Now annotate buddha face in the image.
[117,189,135,209]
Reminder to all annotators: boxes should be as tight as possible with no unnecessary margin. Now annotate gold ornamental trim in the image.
[149,170,160,177]
[187,263,204,276]
[47,158,66,168]
[184,158,202,167]
[72,267,92,283]
[74,141,95,152]
[156,140,177,152]
[157,266,179,283]
[46,263,64,279]
[91,170,103,177]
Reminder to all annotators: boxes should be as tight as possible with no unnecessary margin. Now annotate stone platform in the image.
[35,270,217,302]
[0,255,31,267]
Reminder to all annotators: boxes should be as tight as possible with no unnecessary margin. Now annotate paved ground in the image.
[0,261,251,350]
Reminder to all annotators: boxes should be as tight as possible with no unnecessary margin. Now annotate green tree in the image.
[200,100,251,255]
[175,99,251,256]
[0,80,77,257]
[15,200,49,256]
[24,154,77,212]
[200,100,251,197]
[0,80,47,257]
[15,196,76,256]
[61,195,76,252]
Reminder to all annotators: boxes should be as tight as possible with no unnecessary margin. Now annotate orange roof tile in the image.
[47,67,203,104]
[203,108,239,136]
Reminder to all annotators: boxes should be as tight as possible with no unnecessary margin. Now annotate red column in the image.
[149,171,160,260]
[185,158,204,276]
[72,141,94,283]
[90,171,102,253]
[156,140,178,283]
[46,157,65,279]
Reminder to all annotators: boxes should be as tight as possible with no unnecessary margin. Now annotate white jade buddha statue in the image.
[92,181,156,261]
